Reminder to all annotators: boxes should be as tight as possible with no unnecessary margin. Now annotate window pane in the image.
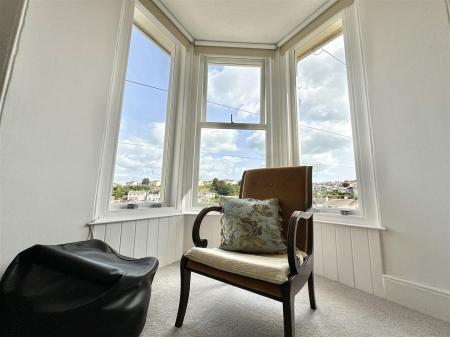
[206,65,261,124]
[198,129,265,203]
[297,34,359,210]
[111,26,171,208]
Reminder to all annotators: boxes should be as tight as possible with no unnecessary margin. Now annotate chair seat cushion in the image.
[185,247,306,284]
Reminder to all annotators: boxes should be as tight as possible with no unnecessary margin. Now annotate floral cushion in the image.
[219,196,287,254]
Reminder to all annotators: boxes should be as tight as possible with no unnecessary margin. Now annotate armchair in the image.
[175,166,316,337]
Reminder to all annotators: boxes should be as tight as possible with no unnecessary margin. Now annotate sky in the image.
[297,34,357,183]
[113,26,356,185]
[199,64,265,181]
[113,26,170,184]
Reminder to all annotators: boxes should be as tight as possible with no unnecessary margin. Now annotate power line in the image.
[125,79,353,140]
[303,163,355,169]
[200,151,264,161]
[119,142,354,169]
[125,79,168,93]
[119,141,157,148]
[299,124,352,139]
[206,101,259,115]
[118,141,264,161]
[125,79,260,115]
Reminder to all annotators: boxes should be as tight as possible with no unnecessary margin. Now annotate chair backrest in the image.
[239,166,312,252]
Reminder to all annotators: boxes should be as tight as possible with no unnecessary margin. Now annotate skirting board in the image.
[383,274,450,322]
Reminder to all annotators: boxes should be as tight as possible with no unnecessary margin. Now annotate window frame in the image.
[109,24,174,211]
[287,7,380,227]
[295,19,361,217]
[94,2,183,221]
[191,55,270,208]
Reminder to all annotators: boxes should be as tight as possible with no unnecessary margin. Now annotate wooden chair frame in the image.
[175,170,316,337]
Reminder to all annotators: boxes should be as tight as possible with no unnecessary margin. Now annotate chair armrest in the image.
[287,208,313,275]
[192,206,223,247]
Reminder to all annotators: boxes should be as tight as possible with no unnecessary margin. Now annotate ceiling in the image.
[158,0,332,45]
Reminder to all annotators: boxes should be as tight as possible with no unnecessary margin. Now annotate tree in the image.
[210,178,233,196]
[142,178,150,185]
[112,185,130,200]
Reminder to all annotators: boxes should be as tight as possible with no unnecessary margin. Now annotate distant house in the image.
[199,180,212,186]
[126,181,139,186]
[198,191,216,202]
[223,179,239,185]
[127,191,147,201]
[146,193,160,202]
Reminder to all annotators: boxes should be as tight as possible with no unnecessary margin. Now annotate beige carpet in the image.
[142,262,450,337]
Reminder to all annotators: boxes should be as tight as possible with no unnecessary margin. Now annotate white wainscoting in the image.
[92,215,184,268]
[383,274,450,322]
[182,215,385,297]
[92,214,385,298]
[314,221,385,297]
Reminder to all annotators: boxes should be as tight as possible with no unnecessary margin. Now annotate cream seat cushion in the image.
[185,247,307,284]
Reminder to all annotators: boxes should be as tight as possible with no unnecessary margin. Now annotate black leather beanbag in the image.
[0,239,158,337]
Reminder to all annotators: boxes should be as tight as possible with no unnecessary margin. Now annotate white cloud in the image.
[199,155,244,180]
[297,35,357,182]
[200,128,238,153]
[245,131,265,153]
[208,65,260,120]
[148,122,166,146]
[113,123,166,183]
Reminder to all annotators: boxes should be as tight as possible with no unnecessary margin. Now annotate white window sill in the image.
[315,219,386,231]
[89,207,181,225]
[182,208,385,230]
[314,212,385,230]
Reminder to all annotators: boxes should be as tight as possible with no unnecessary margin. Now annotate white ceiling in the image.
[158,0,332,45]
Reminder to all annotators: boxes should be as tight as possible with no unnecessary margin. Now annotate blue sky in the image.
[113,26,170,184]
[113,26,356,185]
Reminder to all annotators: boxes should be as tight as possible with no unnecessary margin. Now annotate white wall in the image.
[93,216,184,267]
[0,0,25,114]
[0,0,125,272]
[357,0,450,320]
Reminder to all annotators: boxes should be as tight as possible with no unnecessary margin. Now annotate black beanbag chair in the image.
[0,239,158,337]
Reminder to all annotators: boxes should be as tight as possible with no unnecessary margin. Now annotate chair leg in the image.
[282,292,295,337]
[175,258,191,328]
[308,272,316,310]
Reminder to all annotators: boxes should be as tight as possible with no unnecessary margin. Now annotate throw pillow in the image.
[219,196,287,254]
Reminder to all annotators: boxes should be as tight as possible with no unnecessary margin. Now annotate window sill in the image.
[182,208,385,230]
[90,207,181,225]
[315,219,386,231]
[314,212,385,230]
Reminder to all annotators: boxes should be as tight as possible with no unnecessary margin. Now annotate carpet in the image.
[142,262,450,337]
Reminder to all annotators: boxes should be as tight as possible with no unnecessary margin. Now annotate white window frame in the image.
[287,5,380,227]
[190,55,271,208]
[93,2,184,221]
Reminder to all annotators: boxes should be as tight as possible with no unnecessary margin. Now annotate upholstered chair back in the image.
[239,166,313,252]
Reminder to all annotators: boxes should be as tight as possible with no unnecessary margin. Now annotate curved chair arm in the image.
[192,206,223,247]
[286,209,313,275]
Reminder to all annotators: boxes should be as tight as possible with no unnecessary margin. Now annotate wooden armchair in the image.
[175,166,316,337]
